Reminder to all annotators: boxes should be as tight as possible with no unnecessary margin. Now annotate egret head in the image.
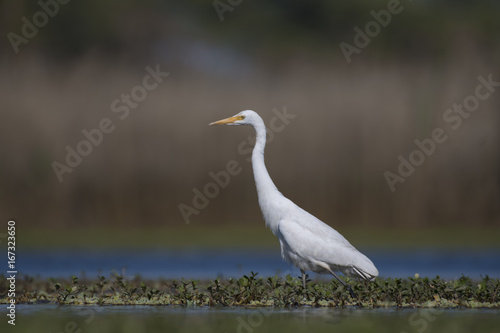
[209,110,258,126]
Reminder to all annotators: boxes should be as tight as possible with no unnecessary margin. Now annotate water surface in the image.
[17,248,500,280]
[6,304,500,333]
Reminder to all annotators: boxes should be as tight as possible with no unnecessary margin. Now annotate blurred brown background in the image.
[1,0,499,234]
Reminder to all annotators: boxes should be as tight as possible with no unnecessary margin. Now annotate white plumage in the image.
[210,110,378,295]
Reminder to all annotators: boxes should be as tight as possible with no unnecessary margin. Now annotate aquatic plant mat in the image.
[1,273,499,308]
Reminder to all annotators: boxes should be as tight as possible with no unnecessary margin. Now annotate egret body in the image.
[210,110,378,295]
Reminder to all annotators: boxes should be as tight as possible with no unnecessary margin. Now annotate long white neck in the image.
[251,117,281,231]
[251,118,278,195]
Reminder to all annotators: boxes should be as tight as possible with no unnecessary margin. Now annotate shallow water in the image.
[5,304,500,333]
[18,248,500,279]
[14,303,500,316]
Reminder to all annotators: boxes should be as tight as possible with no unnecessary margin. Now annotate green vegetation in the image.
[4,1,500,61]
[2,273,499,308]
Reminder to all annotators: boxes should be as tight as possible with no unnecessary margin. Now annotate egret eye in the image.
[238,115,246,120]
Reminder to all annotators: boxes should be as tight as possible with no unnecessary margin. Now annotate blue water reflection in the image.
[16,248,500,280]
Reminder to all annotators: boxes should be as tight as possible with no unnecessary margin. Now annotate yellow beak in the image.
[209,115,243,126]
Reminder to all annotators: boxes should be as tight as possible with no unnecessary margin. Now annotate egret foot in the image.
[347,286,356,298]
[325,268,356,298]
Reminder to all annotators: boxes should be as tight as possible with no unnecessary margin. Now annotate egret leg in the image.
[326,269,356,298]
[301,270,307,289]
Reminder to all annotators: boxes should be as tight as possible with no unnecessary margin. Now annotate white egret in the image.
[210,110,378,296]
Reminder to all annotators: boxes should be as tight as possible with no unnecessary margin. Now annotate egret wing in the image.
[277,218,357,269]
[278,212,378,279]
